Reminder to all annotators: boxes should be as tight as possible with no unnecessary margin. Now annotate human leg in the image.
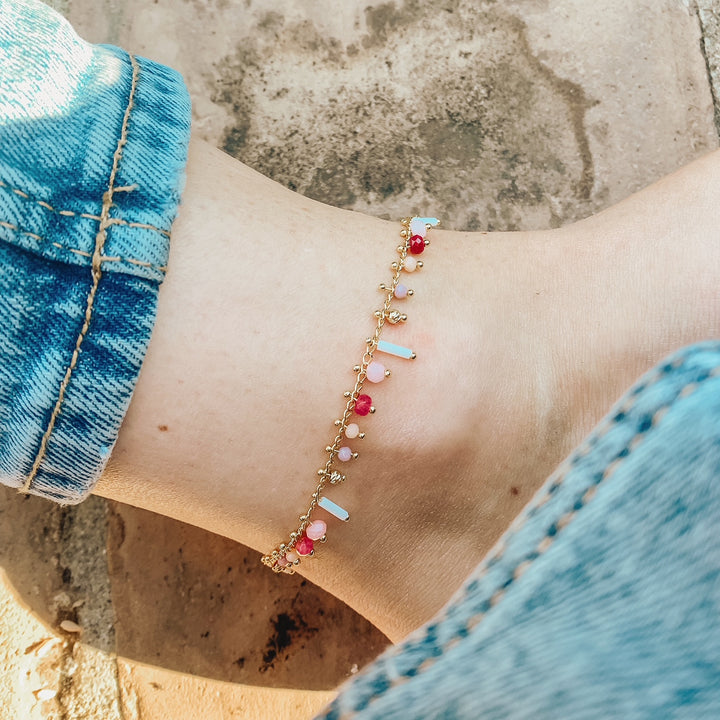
[317,341,720,719]
[94,138,720,641]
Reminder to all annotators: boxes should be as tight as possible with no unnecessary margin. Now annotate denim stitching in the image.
[0,219,167,272]
[100,254,167,271]
[18,53,140,495]
[0,179,170,237]
[338,353,719,717]
[403,361,715,679]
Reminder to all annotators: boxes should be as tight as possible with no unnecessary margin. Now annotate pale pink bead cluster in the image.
[276,519,327,567]
[262,216,435,573]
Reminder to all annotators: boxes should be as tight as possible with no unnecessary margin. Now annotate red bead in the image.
[354,394,372,416]
[295,535,314,556]
[409,235,425,255]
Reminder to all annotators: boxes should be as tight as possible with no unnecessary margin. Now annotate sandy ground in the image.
[2,0,719,718]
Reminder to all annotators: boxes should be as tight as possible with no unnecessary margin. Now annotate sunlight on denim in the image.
[0,0,116,123]
[0,0,190,502]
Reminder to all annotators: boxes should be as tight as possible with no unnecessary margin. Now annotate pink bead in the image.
[306,520,327,540]
[403,256,418,272]
[366,361,386,383]
[286,550,299,563]
[295,535,314,556]
[394,284,408,299]
[338,446,352,462]
[277,555,289,567]
[345,423,360,439]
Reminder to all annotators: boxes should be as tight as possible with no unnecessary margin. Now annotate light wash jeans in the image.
[0,0,190,502]
[318,342,720,719]
[2,3,719,718]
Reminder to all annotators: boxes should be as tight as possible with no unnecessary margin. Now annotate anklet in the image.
[262,216,438,574]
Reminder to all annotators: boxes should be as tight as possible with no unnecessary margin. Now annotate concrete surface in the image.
[2,0,719,718]
[698,0,720,133]
[0,562,334,720]
[61,0,719,232]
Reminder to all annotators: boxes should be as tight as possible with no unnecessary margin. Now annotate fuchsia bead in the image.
[355,394,372,416]
[295,535,314,556]
[409,235,425,254]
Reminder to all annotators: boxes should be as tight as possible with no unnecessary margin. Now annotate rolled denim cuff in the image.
[0,0,191,503]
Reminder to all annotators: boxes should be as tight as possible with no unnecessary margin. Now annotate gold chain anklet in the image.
[261,216,439,574]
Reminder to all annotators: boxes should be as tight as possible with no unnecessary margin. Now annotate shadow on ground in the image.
[0,488,388,691]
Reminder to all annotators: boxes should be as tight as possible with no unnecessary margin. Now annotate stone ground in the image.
[1,0,719,718]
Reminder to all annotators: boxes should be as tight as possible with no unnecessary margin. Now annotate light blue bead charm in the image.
[318,496,349,521]
[377,339,415,360]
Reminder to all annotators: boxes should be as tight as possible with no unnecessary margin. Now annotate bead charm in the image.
[366,361,386,383]
[261,217,438,574]
[318,496,350,521]
[295,536,314,556]
[387,310,407,324]
[354,394,373,416]
[403,256,418,272]
[306,520,327,540]
[377,339,415,360]
[409,235,425,254]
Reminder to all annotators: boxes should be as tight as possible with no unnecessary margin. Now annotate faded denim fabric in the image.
[320,341,720,719]
[0,0,191,503]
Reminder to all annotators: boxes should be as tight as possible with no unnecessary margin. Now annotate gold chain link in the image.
[261,218,428,573]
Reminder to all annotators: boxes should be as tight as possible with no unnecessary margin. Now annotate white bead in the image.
[410,218,427,237]
[345,423,360,439]
[366,361,386,383]
[403,256,417,272]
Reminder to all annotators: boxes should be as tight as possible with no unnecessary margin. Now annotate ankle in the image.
[293,227,566,640]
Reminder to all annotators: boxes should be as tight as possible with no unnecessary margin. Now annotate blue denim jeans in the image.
[0,0,191,502]
[318,341,720,719]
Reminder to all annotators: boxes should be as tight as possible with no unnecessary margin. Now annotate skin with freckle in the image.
[96,138,720,641]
